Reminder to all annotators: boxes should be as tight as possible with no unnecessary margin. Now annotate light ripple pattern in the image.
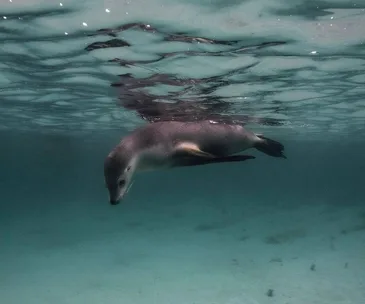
[0,0,364,137]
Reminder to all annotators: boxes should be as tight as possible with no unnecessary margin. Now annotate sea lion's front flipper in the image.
[174,142,215,158]
[173,155,256,167]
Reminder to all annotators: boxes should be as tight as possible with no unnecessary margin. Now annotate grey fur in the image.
[104,120,285,205]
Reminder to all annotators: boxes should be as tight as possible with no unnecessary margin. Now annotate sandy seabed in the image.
[1,193,364,304]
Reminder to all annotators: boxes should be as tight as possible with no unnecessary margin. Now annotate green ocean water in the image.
[1,0,365,303]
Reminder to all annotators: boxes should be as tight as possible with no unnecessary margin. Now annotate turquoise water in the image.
[1,1,365,303]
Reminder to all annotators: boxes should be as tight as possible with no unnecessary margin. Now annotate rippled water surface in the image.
[1,1,365,304]
[1,0,365,136]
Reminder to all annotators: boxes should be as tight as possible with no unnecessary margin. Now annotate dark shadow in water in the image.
[264,228,307,245]
[271,0,365,19]
[0,7,76,21]
[111,73,284,126]
[177,0,251,11]
[85,22,290,126]
[85,39,131,51]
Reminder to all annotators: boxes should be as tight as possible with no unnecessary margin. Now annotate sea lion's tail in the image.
[255,135,286,159]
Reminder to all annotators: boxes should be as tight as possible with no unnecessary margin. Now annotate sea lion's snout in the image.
[106,188,121,205]
[107,186,126,206]
[110,198,120,205]
[104,169,135,206]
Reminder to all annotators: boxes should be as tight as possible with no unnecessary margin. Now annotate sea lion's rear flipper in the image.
[255,135,286,158]
[174,142,215,158]
[173,155,256,167]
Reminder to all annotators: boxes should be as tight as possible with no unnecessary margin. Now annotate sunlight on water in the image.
[0,0,364,137]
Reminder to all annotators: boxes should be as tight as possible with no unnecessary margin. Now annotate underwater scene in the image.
[0,0,364,303]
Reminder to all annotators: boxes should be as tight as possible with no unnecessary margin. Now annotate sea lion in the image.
[104,120,285,205]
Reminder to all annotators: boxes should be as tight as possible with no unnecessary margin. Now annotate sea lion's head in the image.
[104,146,137,205]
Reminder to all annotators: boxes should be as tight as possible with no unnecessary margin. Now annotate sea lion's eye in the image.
[126,166,131,172]
[118,179,126,187]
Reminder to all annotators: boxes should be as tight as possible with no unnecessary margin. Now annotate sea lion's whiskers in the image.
[126,181,134,195]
